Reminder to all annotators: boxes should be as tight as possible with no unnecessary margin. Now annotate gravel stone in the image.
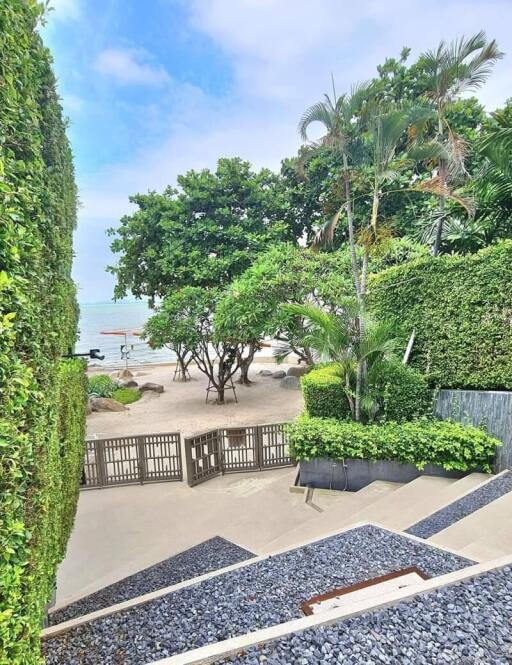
[49,537,254,626]
[222,566,512,665]
[42,525,471,664]
[407,471,512,539]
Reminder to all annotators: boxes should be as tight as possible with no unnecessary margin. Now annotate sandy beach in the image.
[87,362,304,439]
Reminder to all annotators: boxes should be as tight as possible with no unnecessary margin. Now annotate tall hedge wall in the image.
[369,242,512,390]
[0,3,86,663]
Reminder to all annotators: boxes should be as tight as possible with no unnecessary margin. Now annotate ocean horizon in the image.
[76,300,176,368]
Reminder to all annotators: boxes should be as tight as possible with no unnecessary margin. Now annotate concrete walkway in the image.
[56,467,320,607]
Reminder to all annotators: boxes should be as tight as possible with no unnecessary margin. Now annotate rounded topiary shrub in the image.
[301,364,352,420]
[380,361,433,423]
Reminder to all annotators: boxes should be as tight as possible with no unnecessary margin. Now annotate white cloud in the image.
[48,0,81,21]
[61,93,85,114]
[93,48,171,87]
[73,0,512,301]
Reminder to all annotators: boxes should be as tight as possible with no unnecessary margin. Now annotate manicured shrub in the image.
[302,361,432,423]
[0,3,84,662]
[380,361,433,423]
[288,414,500,473]
[301,365,351,420]
[88,374,117,398]
[112,387,141,405]
[369,242,512,389]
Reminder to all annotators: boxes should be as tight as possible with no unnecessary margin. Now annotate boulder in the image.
[86,399,93,415]
[272,370,287,379]
[90,397,127,412]
[287,366,307,378]
[140,382,164,394]
[280,375,300,390]
[119,379,138,388]
[118,368,134,379]
[258,369,273,377]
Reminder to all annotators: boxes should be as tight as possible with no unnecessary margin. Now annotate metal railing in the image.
[185,422,293,486]
[82,432,182,488]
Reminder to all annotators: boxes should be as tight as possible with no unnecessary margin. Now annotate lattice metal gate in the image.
[185,422,293,486]
[82,432,182,488]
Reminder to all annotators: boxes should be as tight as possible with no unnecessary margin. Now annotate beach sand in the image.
[87,362,304,439]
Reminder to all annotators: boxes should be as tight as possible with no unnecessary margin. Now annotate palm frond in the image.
[312,206,344,248]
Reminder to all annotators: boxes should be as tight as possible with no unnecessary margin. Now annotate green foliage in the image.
[301,365,352,420]
[0,3,84,662]
[215,245,354,364]
[109,158,293,301]
[380,361,433,423]
[288,415,500,473]
[369,242,512,389]
[112,387,141,405]
[87,374,117,398]
[302,361,432,423]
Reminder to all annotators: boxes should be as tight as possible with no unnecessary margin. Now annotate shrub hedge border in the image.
[369,242,512,390]
[288,415,500,474]
[0,4,85,663]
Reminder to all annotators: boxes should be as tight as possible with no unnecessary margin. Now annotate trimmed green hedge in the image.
[288,415,500,473]
[112,387,141,405]
[301,365,352,420]
[302,361,432,423]
[0,4,85,662]
[369,242,512,390]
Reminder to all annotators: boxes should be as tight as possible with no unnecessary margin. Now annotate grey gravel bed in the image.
[222,565,512,665]
[49,537,254,626]
[407,471,512,539]
[42,525,472,665]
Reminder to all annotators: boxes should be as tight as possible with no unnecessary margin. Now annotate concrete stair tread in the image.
[430,491,512,561]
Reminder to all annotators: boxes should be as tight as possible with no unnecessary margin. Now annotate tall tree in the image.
[418,31,503,255]
[108,158,291,302]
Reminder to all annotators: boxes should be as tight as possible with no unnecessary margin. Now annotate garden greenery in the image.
[302,361,432,423]
[88,374,118,398]
[0,3,85,662]
[369,242,512,389]
[288,415,500,473]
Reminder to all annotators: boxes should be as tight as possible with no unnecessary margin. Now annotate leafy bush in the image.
[112,387,141,404]
[0,3,84,662]
[380,361,433,422]
[301,365,352,420]
[302,361,432,423]
[288,415,500,473]
[369,242,512,389]
[88,374,117,398]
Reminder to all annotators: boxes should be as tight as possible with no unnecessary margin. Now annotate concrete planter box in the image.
[299,458,464,492]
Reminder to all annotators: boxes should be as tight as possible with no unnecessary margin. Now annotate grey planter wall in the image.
[299,458,463,492]
[435,389,512,472]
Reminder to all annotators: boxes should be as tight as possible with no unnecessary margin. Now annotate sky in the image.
[42,0,512,304]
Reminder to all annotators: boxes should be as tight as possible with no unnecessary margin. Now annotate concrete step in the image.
[400,472,492,531]
[430,491,512,561]
[260,480,407,553]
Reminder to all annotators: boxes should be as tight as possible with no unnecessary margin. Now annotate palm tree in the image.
[476,110,512,239]
[298,81,372,305]
[418,31,503,255]
[284,302,396,422]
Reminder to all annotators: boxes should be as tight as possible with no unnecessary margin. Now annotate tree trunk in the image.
[432,159,446,256]
[216,385,225,404]
[236,342,257,385]
[342,157,362,303]
[176,354,190,381]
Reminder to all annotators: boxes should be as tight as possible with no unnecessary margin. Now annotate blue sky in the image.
[43,0,512,303]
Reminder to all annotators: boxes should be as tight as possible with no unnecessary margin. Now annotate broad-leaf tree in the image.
[108,158,291,302]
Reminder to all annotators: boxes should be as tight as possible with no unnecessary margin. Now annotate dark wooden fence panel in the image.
[82,432,182,489]
[186,423,294,486]
[184,429,222,487]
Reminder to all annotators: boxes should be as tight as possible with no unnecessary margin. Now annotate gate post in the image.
[138,436,146,484]
[96,439,107,488]
[255,425,264,470]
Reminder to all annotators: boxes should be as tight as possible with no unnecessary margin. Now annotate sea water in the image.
[76,301,175,368]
